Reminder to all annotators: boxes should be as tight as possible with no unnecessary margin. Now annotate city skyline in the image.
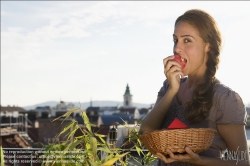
[2,1,250,107]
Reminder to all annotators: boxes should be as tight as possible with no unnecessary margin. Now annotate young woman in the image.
[139,9,250,166]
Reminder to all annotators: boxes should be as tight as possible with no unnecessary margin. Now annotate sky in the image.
[1,1,250,107]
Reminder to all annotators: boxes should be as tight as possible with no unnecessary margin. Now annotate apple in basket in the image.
[166,118,188,129]
[139,118,217,155]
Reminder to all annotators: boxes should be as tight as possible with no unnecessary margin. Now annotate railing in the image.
[24,115,35,128]
[0,112,28,136]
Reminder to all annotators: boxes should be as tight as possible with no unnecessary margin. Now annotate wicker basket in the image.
[139,128,216,155]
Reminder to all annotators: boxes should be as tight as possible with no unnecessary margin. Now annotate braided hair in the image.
[175,9,222,123]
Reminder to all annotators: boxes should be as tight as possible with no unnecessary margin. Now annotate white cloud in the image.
[1,10,9,16]
[1,1,250,106]
[1,28,42,60]
[100,31,117,37]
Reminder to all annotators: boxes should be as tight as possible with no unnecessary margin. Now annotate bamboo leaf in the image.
[98,137,106,145]
[89,162,100,166]
[98,147,112,153]
[64,139,82,153]
[135,146,142,156]
[86,142,91,150]
[52,107,79,122]
[101,152,129,166]
[120,118,127,125]
[89,136,98,162]
[0,145,4,166]
[66,125,79,140]
[68,162,76,166]
[75,135,84,139]
[59,108,79,125]
[137,137,142,146]
[94,133,106,137]
[55,121,76,138]
[81,111,92,134]
[100,153,113,164]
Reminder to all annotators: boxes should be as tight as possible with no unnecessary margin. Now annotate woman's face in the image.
[173,21,210,77]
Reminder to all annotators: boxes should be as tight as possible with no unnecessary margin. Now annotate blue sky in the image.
[1,1,250,107]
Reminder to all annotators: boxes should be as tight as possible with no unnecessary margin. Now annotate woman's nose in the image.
[173,43,183,55]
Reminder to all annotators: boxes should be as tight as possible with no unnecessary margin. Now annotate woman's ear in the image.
[205,43,210,53]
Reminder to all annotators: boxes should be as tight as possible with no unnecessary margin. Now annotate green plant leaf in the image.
[101,152,129,166]
[94,133,106,137]
[42,106,158,166]
[66,125,79,140]
[64,139,82,153]
[86,142,91,150]
[89,161,100,166]
[56,121,76,138]
[98,136,107,145]
[120,118,128,125]
[135,146,142,156]
[89,136,99,162]
[81,111,92,134]
[98,147,112,153]
[0,145,4,166]
[52,107,79,123]
[100,153,113,164]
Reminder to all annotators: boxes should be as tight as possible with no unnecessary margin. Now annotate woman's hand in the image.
[155,146,201,165]
[163,55,184,93]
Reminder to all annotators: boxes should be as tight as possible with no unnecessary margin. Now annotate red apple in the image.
[167,118,188,129]
[173,55,186,69]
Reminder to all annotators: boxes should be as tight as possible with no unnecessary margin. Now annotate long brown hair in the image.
[175,9,222,123]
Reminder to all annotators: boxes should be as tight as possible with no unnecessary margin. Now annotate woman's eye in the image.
[173,39,177,44]
[184,39,190,43]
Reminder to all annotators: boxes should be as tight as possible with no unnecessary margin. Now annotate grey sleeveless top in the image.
[156,77,247,166]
